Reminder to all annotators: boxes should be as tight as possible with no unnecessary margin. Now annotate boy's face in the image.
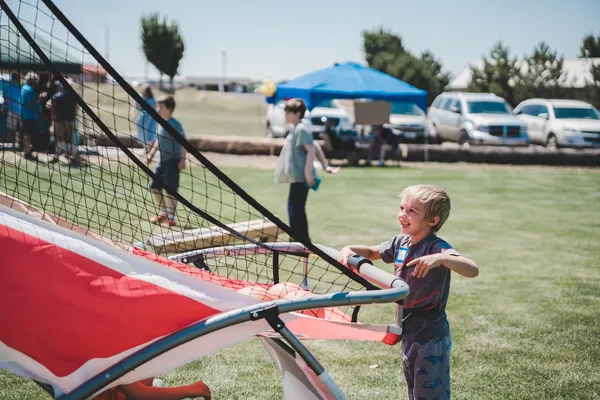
[397,197,439,237]
[155,102,171,119]
[285,110,301,124]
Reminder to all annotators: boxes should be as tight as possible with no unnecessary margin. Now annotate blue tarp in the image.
[267,61,428,111]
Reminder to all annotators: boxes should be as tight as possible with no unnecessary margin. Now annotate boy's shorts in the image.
[402,335,452,400]
[149,158,180,193]
[54,120,76,143]
[7,111,21,131]
[22,119,39,137]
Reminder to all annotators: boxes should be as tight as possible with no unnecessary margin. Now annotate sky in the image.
[7,0,600,82]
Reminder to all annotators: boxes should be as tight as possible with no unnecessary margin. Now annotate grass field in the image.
[1,161,599,399]
[79,83,269,138]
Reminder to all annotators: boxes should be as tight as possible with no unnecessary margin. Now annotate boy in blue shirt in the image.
[339,184,479,400]
[146,96,186,228]
[274,98,339,242]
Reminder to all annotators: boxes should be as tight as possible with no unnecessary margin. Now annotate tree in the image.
[362,28,451,106]
[578,33,600,58]
[519,42,565,101]
[468,42,522,106]
[578,34,600,107]
[141,14,185,89]
[362,28,405,67]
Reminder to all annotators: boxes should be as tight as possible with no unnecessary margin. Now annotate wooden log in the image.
[148,219,280,253]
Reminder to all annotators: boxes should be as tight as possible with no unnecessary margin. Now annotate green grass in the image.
[1,163,599,399]
[78,83,268,138]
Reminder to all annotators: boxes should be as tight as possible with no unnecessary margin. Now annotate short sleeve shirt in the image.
[379,233,460,341]
[157,117,185,163]
[274,123,315,184]
[50,91,77,121]
[1,80,21,113]
[20,84,39,120]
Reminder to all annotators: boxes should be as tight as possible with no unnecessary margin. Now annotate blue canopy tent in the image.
[267,61,428,111]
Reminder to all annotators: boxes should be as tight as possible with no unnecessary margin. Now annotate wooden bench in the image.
[147,219,280,253]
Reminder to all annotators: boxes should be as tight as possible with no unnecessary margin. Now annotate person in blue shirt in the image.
[1,72,22,138]
[132,85,157,155]
[146,95,186,227]
[20,72,40,161]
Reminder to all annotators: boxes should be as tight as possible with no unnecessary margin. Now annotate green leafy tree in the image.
[578,33,600,58]
[468,42,521,106]
[519,42,565,102]
[578,33,600,107]
[141,13,185,89]
[362,28,450,106]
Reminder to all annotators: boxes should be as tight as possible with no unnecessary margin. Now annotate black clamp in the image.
[249,304,285,332]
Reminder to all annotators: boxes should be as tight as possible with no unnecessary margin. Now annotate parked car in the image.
[386,102,428,143]
[513,99,600,149]
[265,99,355,139]
[426,92,529,146]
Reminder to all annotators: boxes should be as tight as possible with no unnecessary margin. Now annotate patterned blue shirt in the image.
[157,117,185,163]
[379,233,460,341]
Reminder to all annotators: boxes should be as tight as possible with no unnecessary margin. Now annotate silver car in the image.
[427,92,529,146]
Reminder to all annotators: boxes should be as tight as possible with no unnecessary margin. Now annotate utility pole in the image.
[105,24,109,61]
[221,50,227,92]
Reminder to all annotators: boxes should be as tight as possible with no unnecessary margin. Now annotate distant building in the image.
[184,75,254,93]
[81,64,109,83]
[447,58,600,91]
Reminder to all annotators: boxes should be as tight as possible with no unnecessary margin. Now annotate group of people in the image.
[1,71,81,166]
[275,97,479,399]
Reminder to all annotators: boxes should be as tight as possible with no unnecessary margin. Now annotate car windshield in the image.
[314,99,339,108]
[467,101,510,114]
[553,107,600,120]
[390,102,424,115]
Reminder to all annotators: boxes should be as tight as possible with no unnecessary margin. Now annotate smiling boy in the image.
[339,184,478,400]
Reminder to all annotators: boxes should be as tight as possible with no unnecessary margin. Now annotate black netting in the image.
[0,0,376,322]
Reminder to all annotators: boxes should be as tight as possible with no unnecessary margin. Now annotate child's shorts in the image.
[149,158,180,193]
[402,335,452,400]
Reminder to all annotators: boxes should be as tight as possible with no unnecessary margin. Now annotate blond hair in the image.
[400,184,451,232]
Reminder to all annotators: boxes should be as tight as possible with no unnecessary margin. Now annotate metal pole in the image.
[104,25,109,62]
[221,50,227,92]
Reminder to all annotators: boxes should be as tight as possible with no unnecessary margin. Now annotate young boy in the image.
[146,95,187,227]
[275,98,338,242]
[339,184,478,400]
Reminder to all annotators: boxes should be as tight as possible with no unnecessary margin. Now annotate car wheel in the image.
[458,130,469,146]
[546,133,558,150]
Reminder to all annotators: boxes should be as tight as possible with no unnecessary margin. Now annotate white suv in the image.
[513,99,600,149]
[265,99,354,138]
[427,92,529,146]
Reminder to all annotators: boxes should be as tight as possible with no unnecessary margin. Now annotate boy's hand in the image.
[178,158,186,170]
[407,254,444,278]
[338,246,356,267]
[146,155,153,165]
[305,175,316,188]
[325,166,340,174]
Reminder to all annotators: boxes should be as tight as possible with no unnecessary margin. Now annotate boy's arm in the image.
[314,142,340,174]
[303,143,316,186]
[338,245,381,266]
[407,253,479,278]
[146,140,159,164]
[178,146,187,170]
